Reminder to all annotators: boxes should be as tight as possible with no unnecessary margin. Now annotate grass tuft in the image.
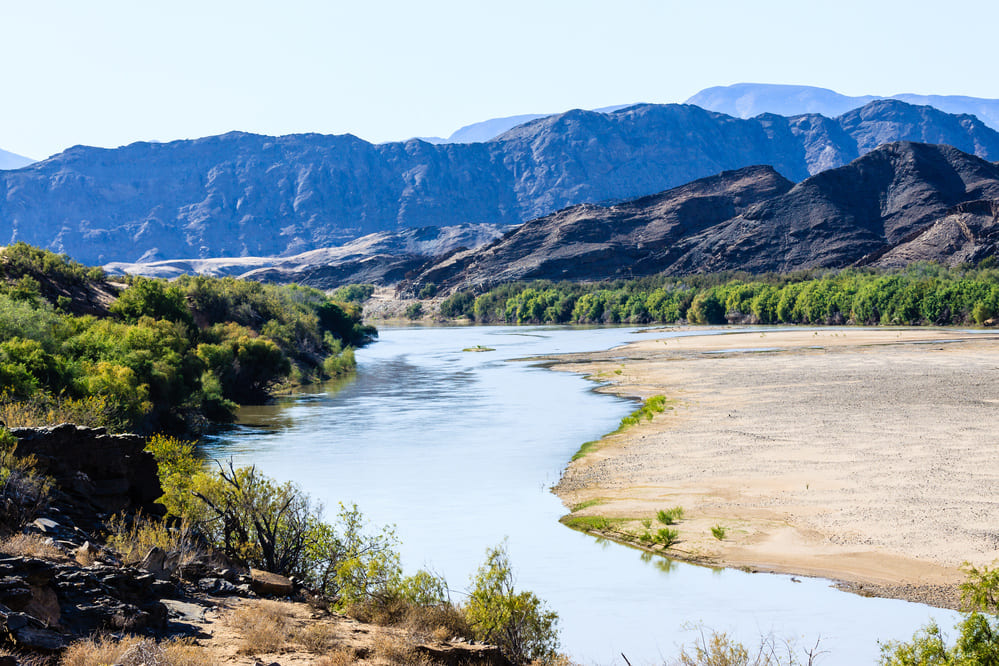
[561,515,611,532]
[656,506,685,525]
[711,525,727,541]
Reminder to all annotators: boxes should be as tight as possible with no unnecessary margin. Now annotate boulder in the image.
[249,569,294,597]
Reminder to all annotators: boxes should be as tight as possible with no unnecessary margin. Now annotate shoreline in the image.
[546,326,999,610]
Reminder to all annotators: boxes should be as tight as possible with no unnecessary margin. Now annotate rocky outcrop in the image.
[404,142,999,293]
[3,101,999,265]
[8,424,163,526]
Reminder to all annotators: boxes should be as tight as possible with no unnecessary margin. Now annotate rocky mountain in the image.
[688,83,999,132]
[3,101,999,265]
[0,147,34,170]
[402,143,999,294]
[104,222,511,286]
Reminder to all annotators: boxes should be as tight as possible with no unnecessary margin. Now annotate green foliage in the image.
[657,506,685,525]
[465,541,560,665]
[404,302,424,319]
[330,284,375,303]
[619,395,670,429]
[433,263,999,328]
[0,244,375,432]
[418,282,438,299]
[711,525,727,540]
[561,515,610,531]
[656,527,680,548]
[879,563,999,665]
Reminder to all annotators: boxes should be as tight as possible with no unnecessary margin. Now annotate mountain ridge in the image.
[400,142,999,294]
[687,83,999,132]
[3,101,999,265]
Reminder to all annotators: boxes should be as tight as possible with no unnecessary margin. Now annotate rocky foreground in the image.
[0,425,509,665]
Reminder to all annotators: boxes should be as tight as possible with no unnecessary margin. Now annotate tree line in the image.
[437,261,999,327]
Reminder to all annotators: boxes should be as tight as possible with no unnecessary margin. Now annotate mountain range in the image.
[687,83,999,132]
[3,99,998,266]
[0,148,34,170]
[401,142,999,294]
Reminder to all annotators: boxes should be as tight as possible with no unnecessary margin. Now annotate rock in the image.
[73,541,101,564]
[249,569,294,597]
[8,425,164,525]
[139,547,170,580]
[24,585,60,625]
[9,624,66,651]
[415,642,513,666]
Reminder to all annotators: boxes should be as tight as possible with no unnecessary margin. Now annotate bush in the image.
[0,434,53,529]
[879,562,999,665]
[404,302,424,319]
[657,506,685,525]
[331,284,375,303]
[465,541,560,665]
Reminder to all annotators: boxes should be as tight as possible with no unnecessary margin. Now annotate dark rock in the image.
[8,425,163,528]
[249,569,294,597]
[415,641,513,666]
[407,142,999,291]
[9,624,66,651]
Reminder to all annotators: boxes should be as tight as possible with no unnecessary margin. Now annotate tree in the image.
[465,541,560,665]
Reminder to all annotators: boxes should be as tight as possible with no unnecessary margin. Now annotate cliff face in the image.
[403,143,999,293]
[3,101,998,265]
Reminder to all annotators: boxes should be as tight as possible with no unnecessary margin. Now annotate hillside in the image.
[3,101,999,265]
[402,143,999,294]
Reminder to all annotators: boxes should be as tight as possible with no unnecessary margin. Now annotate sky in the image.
[2,0,998,160]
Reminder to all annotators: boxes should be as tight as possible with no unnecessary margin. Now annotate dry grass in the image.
[226,600,294,655]
[294,621,339,654]
[0,394,126,431]
[0,533,65,560]
[315,647,361,666]
[60,635,210,666]
[345,597,471,642]
[104,513,200,566]
[372,633,431,665]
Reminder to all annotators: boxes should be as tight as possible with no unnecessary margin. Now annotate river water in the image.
[202,325,959,665]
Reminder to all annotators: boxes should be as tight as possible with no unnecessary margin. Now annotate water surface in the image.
[203,325,957,665]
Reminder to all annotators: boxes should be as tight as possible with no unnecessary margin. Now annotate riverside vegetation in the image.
[0,243,373,433]
[432,261,999,326]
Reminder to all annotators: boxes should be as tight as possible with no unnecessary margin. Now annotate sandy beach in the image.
[550,328,999,608]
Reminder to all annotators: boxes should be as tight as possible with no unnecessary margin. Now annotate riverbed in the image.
[202,325,959,665]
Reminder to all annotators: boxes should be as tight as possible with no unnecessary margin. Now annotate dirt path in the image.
[550,328,999,608]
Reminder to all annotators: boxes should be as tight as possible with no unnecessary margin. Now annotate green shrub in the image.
[657,506,685,525]
[656,528,680,548]
[711,525,727,540]
[465,541,560,665]
[404,302,424,319]
[331,284,375,303]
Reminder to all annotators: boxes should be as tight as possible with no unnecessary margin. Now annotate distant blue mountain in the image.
[417,105,633,145]
[3,100,999,265]
[0,148,35,170]
[687,83,999,131]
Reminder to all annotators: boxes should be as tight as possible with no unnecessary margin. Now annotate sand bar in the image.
[549,327,999,608]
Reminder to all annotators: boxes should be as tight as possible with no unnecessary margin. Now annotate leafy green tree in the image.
[465,541,560,664]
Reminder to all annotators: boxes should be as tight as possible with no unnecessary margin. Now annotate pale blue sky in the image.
[2,0,997,160]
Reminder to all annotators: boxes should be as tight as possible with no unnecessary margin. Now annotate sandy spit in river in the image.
[548,327,999,608]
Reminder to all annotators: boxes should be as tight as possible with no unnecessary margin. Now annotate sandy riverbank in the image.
[549,327,999,608]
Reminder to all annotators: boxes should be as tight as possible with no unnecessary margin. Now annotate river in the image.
[202,325,959,665]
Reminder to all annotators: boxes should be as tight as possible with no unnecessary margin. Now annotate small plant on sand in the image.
[561,515,610,532]
[711,525,727,541]
[657,506,685,526]
[656,528,680,548]
[641,518,652,530]
[228,601,293,654]
[618,395,670,430]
